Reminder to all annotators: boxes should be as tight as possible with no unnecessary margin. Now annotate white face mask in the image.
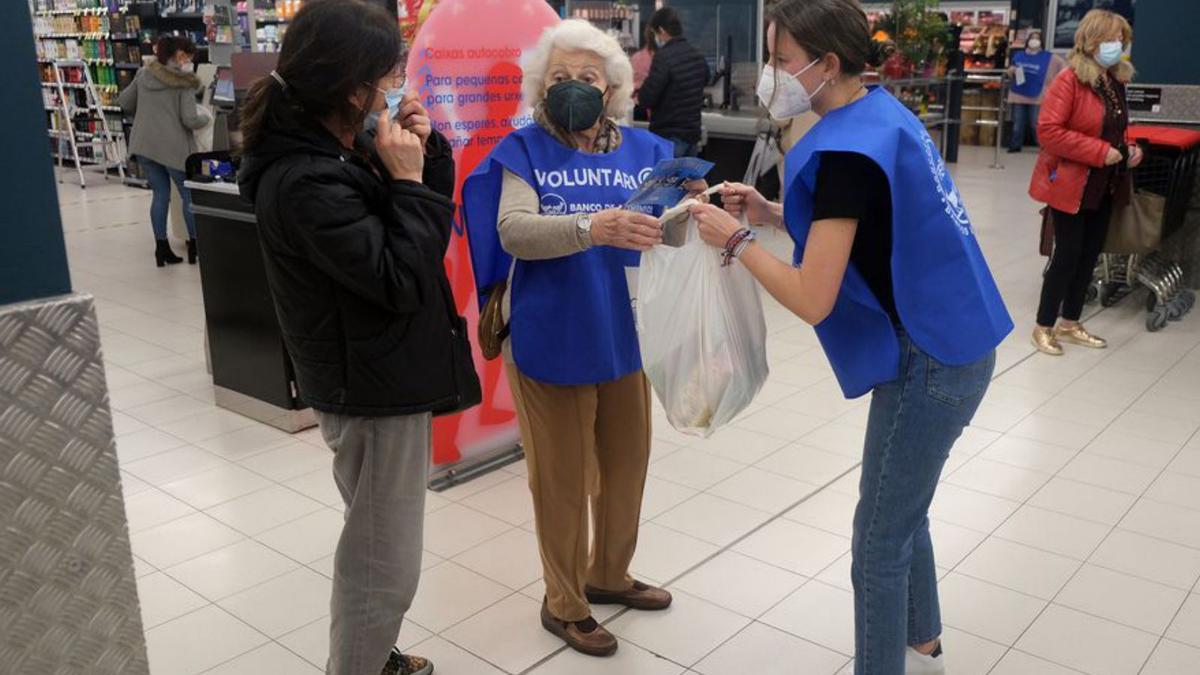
[1027,38,1042,51]
[757,59,827,119]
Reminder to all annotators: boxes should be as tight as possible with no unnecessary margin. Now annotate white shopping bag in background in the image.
[637,208,769,437]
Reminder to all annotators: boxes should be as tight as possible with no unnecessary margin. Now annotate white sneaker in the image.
[905,644,945,674]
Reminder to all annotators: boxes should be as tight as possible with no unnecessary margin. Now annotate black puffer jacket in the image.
[638,36,710,144]
[238,119,481,417]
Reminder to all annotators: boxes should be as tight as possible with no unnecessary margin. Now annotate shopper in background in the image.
[698,1,1011,672]
[119,35,209,267]
[1007,29,1066,153]
[463,19,704,659]
[1029,9,1142,356]
[630,24,656,121]
[638,7,710,157]
[237,1,480,674]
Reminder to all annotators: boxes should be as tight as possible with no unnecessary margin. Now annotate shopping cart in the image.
[1088,125,1200,332]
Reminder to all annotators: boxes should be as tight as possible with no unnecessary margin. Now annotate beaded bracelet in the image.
[721,228,756,267]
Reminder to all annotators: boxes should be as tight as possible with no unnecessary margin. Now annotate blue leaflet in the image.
[623,157,715,209]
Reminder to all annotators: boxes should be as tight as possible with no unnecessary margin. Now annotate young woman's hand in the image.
[691,203,744,249]
[1104,146,1124,166]
[377,112,425,182]
[720,182,774,226]
[685,179,710,203]
[590,209,663,251]
[1128,144,1144,169]
[398,92,433,150]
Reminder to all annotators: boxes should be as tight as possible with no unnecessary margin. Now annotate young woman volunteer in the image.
[689,1,1012,673]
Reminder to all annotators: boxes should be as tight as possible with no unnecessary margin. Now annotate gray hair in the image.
[521,19,633,120]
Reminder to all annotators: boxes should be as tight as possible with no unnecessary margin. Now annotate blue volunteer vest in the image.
[463,123,672,385]
[1010,50,1054,99]
[783,87,1013,398]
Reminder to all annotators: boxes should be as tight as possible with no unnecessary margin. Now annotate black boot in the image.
[155,239,183,267]
[186,238,198,265]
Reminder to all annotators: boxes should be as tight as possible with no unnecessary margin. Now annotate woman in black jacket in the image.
[237,2,479,674]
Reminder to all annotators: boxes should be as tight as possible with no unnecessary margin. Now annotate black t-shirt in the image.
[810,151,898,322]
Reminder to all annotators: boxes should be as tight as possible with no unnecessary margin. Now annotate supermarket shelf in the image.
[42,81,87,89]
[36,8,108,16]
[35,32,114,39]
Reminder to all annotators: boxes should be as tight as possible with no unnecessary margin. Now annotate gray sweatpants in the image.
[315,411,431,675]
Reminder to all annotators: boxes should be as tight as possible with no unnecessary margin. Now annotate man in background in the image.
[638,7,709,157]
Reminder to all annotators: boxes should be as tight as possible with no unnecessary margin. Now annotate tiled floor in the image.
[53,145,1200,674]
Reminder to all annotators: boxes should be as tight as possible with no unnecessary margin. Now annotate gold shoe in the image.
[1032,326,1064,356]
[1055,323,1107,349]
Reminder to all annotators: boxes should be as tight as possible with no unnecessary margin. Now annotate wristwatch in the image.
[576,213,593,241]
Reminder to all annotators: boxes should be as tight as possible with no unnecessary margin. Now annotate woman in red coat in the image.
[1028,9,1143,355]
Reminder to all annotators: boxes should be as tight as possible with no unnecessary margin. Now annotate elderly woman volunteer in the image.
[464,20,702,658]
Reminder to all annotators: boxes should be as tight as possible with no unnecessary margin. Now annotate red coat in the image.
[1028,68,1126,214]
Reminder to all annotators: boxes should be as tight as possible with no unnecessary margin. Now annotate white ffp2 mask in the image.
[756,59,827,119]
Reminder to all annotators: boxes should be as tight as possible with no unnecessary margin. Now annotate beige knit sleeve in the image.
[498,169,592,260]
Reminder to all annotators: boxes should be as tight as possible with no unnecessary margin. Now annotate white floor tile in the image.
[939,573,1046,645]
[205,485,326,535]
[734,519,850,577]
[1167,447,1200,479]
[1016,604,1160,675]
[930,518,990,569]
[531,638,686,675]
[754,443,860,486]
[929,483,1020,533]
[1084,429,1183,470]
[693,621,846,675]
[126,394,215,426]
[995,505,1112,560]
[629,522,721,583]
[256,508,344,563]
[707,467,818,514]
[958,538,1081,600]
[203,642,322,675]
[164,539,299,601]
[1057,564,1188,635]
[936,626,1008,675]
[238,441,332,482]
[124,488,196,533]
[452,527,543,590]
[1145,471,1200,512]
[639,476,700,521]
[423,503,512,558]
[797,424,868,460]
[760,581,855,656]
[653,493,771,547]
[122,445,227,485]
[1108,410,1199,446]
[945,457,1052,502]
[816,552,853,592]
[649,448,747,490]
[978,435,1078,474]
[1089,528,1200,590]
[158,464,273,510]
[404,636,506,675]
[989,649,1088,675]
[732,408,826,442]
[130,512,246,569]
[283,468,344,507]
[115,427,190,464]
[157,409,258,444]
[144,605,268,675]
[673,551,807,619]
[1028,477,1139,526]
[459,475,535,526]
[608,590,750,667]
[1141,639,1200,675]
[1058,453,1162,496]
[195,423,295,461]
[1166,593,1200,649]
[276,617,329,668]
[442,594,562,673]
[781,487,857,539]
[406,562,511,633]
[690,427,790,464]
[136,572,208,629]
[217,567,331,638]
[1120,499,1200,549]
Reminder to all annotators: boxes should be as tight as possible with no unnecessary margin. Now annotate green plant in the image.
[877,0,949,69]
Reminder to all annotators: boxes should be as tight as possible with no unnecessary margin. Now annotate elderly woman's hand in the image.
[690,203,745,250]
[590,208,663,251]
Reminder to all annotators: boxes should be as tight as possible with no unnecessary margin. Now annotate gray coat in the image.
[118,61,210,171]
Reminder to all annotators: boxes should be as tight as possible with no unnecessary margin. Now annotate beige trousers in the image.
[506,364,653,622]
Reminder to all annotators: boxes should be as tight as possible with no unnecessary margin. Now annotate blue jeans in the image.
[141,156,196,240]
[668,136,700,158]
[852,332,995,675]
[1009,103,1039,151]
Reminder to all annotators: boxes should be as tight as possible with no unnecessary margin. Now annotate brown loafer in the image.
[585,580,673,610]
[540,600,618,657]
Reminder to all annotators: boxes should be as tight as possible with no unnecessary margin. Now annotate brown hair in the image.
[239,0,404,153]
[767,0,895,76]
[154,35,196,65]
[1069,9,1134,86]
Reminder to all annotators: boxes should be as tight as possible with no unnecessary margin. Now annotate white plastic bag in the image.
[637,208,769,437]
